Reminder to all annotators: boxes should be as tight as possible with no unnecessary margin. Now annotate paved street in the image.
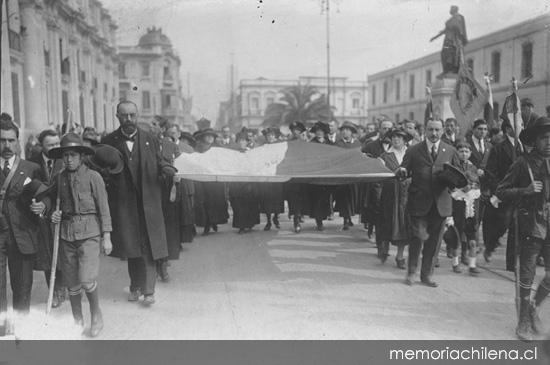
[6,215,550,340]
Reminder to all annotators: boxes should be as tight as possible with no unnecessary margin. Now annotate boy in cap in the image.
[49,133,112,337]
[496,116,550,341]
[446,140,482,275]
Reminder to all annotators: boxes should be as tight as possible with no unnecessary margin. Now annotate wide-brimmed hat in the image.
[519,116,550,144]
[439,163,468,189]
[82,129,99,145]
[310,121,330,135]
[180,131,196,147]
[289,121,306,133]
[386,128,413,142]
[193,128,218,141]
[86,144,124,175]
[261,126,281,137]
[339,121,358,134]
[48,133,95,159]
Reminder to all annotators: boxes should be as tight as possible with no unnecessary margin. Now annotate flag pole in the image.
[511,77,521,319]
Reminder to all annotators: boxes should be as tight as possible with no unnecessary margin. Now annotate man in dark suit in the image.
[521,98,539,130]
[102,101,175,306]
[482,119,524,270]
[397,119,459,287]
[27,129,67,308]
[1,120,46,322]
[441,118,459,146]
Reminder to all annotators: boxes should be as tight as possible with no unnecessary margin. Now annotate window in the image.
[251,97,259,110]
[163,66,172,80]
[119,63,126,78]
[79,95,85,124]
[395,79,401,102]
[142,91,151,110]
[44,49,50,67]
[103,83,108,96]
[425,70,432,86]
[409,111,414,120]
[119,90,127,101]
[395,113,399,122]
[466,58,474,74]
[62,90,69,124]
[409,74,415,99]
[383,81,388,104]
[93,77,98,90]
[141,62,150,77]
[493,102,499,121]
[491,51,501,83]
[93,98,97,126]
[352,98,360,109]
[371,85,376,105]
[521,42,533,78]
[163,94,172,108]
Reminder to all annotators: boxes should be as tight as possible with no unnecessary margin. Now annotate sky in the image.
[101,0,550,120]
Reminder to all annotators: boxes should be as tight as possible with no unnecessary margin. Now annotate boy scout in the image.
[49,133,112,337]
[496,117,550,341]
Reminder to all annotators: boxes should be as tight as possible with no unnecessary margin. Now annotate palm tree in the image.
[262,84,333,127]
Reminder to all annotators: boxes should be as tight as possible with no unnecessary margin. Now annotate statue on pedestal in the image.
[430,5,468,76]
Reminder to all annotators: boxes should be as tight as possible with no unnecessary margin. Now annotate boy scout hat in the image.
[339,121,358,134]
[48,133,95,159]
[289,121,306,133]
[519,116,550,144]
[180,132,196,147]
[87,144,124,175]
[439,163,468,189]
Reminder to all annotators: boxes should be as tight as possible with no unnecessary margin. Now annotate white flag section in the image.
[173,141,395,183]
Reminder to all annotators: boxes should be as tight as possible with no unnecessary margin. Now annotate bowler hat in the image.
[310,121,330,135]
[193,128,218,141]
[339,121,358,134]
[289,121,306,133]
[439,163,468,189]
[48,133,95,159]
[519,116,550,145]
[86,144,124,175]
[386,128,413,142]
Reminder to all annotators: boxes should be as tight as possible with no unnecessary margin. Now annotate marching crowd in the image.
[0,97,549,340]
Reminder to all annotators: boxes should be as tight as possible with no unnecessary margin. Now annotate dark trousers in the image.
[44,269,64,291]
[482,203,516,271]
[0,229,35,314]
[408,204,446,280]
[519,236,550,289]
[0,230,7,323]
[127,248,157,296]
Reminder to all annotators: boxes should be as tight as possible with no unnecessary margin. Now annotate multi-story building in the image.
[1,0,119,151]
[367,14,550,124]
[238,76,368,129]
[118,27,187,127]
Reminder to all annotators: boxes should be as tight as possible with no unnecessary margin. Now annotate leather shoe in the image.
[128,289,141,302]
[420,279,438,288]
[395,258,406,270]
[452,265,462,274]
[263,222,272,231]
[294,223,301,233]
[469,267,482,276]
[142,295,155,306]
[483,249,492,263]
[405,274,415,286]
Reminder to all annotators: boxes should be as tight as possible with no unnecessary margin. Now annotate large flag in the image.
[174,141,394,184]
[500,88,524,144]
[450,62,488,137]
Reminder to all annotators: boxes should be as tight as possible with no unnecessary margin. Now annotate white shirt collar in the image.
[0,155,16,169]
[427,140,440,152]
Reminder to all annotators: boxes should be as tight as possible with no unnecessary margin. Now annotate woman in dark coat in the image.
[378,128,412,268]
[258,127,285,230]
[193,128,229,235]
[308,121,333,231]
[228,132,261,233]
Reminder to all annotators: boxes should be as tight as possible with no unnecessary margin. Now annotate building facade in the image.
[1,0,119,152]
[367,14,550,125]
[118,27,187,127]
[238,76,368,129]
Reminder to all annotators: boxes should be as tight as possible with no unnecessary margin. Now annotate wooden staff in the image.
[46,184,61,315]
[511,77,521,318]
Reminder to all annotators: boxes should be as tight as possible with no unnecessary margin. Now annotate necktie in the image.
[47,159,53,178]
[2,160,10,177]
[431,144,438,162]
[123,133,136,142]
[479,139,484,155]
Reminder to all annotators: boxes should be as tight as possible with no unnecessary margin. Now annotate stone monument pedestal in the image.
[431,74,457,122]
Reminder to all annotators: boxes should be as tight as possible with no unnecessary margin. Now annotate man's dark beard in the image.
[121,123,136,135]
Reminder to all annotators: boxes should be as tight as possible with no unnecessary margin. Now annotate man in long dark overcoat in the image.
[397,119,460,287]
[102,101,174,306]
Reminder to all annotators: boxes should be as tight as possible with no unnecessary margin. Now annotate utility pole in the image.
[325,0,331,122]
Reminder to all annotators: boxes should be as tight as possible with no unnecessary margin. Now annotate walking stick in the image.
[46,195,61,315]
